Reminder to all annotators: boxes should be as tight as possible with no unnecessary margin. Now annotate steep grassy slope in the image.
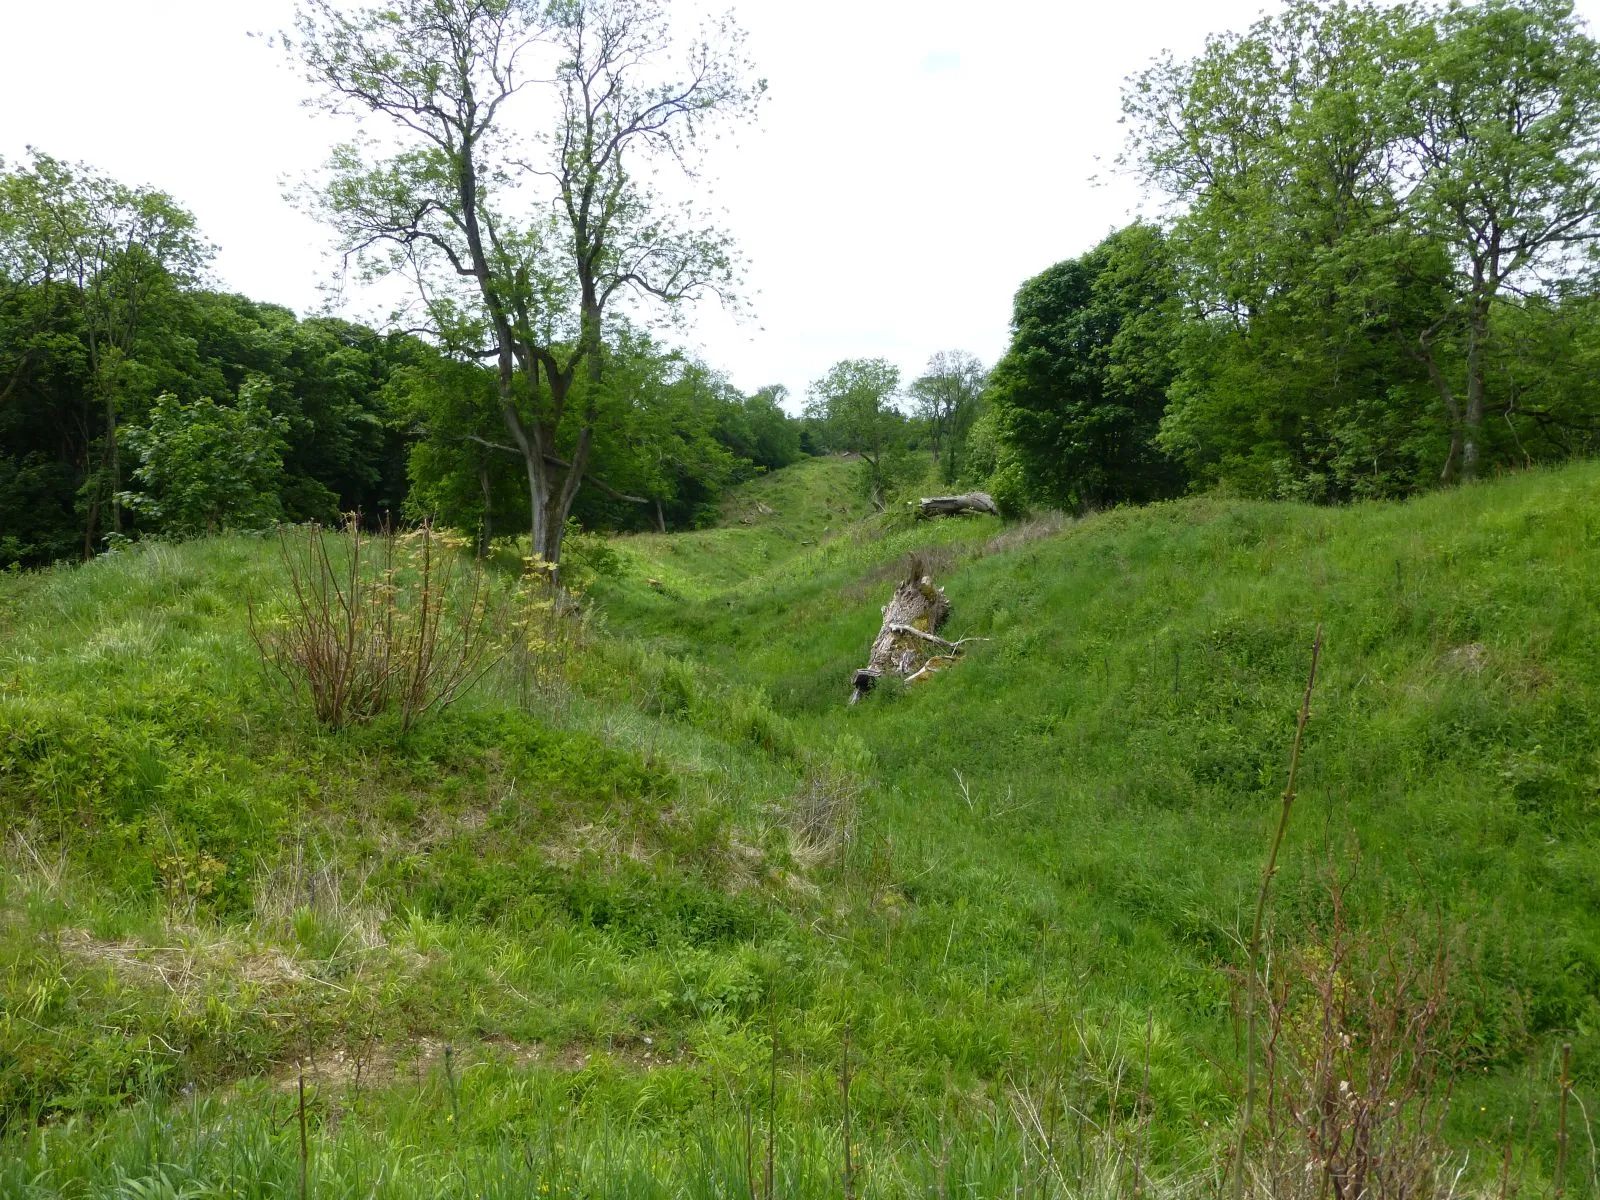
[4,460,1599,1195]
[605,459,1600,1153]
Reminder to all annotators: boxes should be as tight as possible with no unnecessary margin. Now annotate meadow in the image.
[3,455,1598,1196]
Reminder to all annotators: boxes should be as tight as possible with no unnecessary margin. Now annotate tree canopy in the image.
[804,358,906,510]
[984,224,1187,512]
[1121,0,1600,498]
[0,150,802,568]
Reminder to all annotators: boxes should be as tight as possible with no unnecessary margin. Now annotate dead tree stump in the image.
[849,560,983,704]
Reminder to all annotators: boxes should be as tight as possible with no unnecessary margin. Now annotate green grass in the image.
[4,459,1600,1195]
[598,455,872,603]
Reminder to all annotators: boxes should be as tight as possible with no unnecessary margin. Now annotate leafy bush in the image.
[120,380,289,537]
[558,520,623,593]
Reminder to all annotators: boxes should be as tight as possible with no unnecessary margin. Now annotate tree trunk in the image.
[850,561,982,704]
[105,391,121,534]
[1461,300,1488,483]
[477,461,493,557]
[82,489,101,561]
[862,451,885,512]
[916,492,999,518]
[500,381,554,567]
[544,423,593,567]
[1417,341,1462,485]
[458,138,575,571]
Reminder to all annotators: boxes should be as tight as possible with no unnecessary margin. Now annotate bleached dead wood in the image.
[848,561,985,704]
[886,624,987,653]
[915,492,999,518]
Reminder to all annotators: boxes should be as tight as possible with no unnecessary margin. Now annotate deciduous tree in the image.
[1124,0,1600,489]
[120,382,289,537]
[988,224,1186,511]
[0,150,208,553]
[804,358,903,510]
[908,350,985,484]
[292,0,763,566]
[1396,0,1600,481]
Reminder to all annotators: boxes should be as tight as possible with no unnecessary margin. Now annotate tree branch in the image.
[465,435,651,505]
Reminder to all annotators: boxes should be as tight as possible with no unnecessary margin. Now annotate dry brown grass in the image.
[785,765,861,870]
[979,510,1072,557]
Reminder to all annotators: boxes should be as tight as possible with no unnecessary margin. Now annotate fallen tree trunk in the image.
[915,492,999,518]
[849,560,985,704]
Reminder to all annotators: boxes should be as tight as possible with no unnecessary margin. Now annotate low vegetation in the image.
[3,455,1598,1195]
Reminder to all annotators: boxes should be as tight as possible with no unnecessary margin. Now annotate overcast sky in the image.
[7,1,1599,406]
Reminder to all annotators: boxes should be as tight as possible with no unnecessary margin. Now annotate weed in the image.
[1251,868,1461,1198]
[251,520,500,731]
[1236,626,1321,1198]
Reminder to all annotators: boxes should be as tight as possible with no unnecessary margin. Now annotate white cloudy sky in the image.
[7,1,1599,404]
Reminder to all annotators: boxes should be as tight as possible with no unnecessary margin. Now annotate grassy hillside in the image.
[598,454,871,600]
[4,458,1599,1196]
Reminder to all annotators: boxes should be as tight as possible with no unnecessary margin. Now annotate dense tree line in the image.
[0,151,803,569]
[17,0,1595,564]
[805,1,1600,520]
[0,151,419,564]
[976,0,1600,513]
[398,327,803,550]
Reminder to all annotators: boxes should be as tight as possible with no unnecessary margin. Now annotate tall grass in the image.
[1,1068,1215,1200]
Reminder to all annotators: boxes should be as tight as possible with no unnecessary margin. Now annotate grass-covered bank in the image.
[4,457,1600,1194]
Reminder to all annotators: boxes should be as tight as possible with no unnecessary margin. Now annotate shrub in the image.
[559,520,623,593]
[1249,874,1462,1200]
[119,380,289,537]
[250,521,501,731]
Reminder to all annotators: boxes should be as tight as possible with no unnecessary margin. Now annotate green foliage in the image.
[120,383,289,536]
[987,223,1187,511]
[397,330,805,545]
[394,353,528,550]
[736,385,805,472]
[1125,0,1600,494]
[0,149,210,558]
[5,459,1600,1188]
[0,149,421,567]
[908,351,986,484]
[1,150,777,570]
[804,358,908,510]
[296,0,764,565]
